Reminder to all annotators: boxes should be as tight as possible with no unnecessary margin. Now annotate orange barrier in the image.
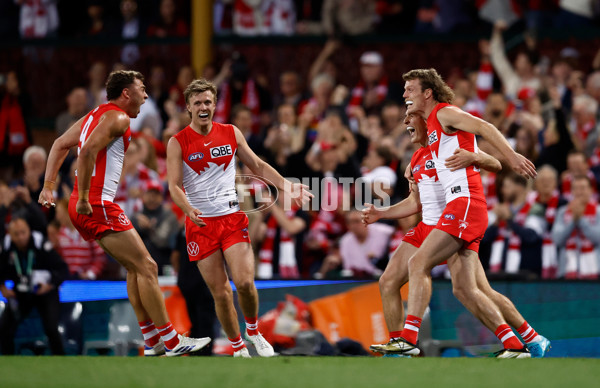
[308,282,408,351]
[160,285,192,334]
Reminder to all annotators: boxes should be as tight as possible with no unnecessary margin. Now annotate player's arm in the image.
[234,126,313,205]
[445,149,502,173]
[166,137,206,227]
[39,116,85,208]
[76,111,129,214]
[437,106,536,178]
[362,187,421,225]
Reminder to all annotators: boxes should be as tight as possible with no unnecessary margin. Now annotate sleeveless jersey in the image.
[426,103,485,204]
[174,122,239,217]
[73,103,131,205]
[411,146,446,225]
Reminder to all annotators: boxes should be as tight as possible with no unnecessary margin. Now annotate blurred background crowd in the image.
[2,0,600,282]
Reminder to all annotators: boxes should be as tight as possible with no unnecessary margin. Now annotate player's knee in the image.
[235,279,255,295]
[212,287,233,305]
[452,283,471,303]
[138,257,158,278]
[379,272,401,295]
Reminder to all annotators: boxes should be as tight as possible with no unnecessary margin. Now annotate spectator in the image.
[264,103,305,172]
[256,191,310,279]
[55,87,88,136]
[274,71,305,111]
[570,94,597,156]
[16,0,59,39]
[0,181,48,238]
[321,0,376,36]
[84,0,115,37]
[348,51,401,116]
[561,150,598,202]
[487,173,544,276]
[19,145,47,203]
[131,180,178,272]
[552,175,600,279]
[361,145,397,201]
[0,217,68,355]
[85,61,108,111]
[118,0,145,65]
[231,104,265,156]
[167,65,195,117]
[147,0,189,37]
[147,65,170,128]
[129,93,163,138]
[490,20,541,100]
[0,71,32,183]
[53,199,106,280]
[530,165,567,279]
[315,209,394,278]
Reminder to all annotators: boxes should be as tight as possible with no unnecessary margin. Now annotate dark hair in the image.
[375,146,394,165]
[183,78,217,105]
[505,172,528,187]
[106,70,144,101]
[231,104,251,120]
[572,174,592,187]
[402,68,455,104]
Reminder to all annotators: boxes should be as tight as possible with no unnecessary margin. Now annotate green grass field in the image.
[1,357,599,388]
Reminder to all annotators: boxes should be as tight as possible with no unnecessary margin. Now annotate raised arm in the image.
[39,116,85,208]
[166,137,206,227]
[437,105,536,178]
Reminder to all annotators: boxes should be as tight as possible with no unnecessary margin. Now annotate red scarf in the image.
[348,76,389,111]
[258,205,300,279]
[564,200,599,280]
[531,190,560,278]
[0,94,29,155]
[482,172,497,210]
[214,80,260,132]
[489,200,532,273]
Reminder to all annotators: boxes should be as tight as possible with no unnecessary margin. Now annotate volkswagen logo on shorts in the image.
[118,213,131,225]
[187,242,200,257]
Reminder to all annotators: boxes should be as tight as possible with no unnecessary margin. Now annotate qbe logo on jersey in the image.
[210,145,233,158]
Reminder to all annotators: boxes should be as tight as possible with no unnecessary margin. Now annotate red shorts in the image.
[68,196,134,241]
[185,211,250,261]
[402,222,447,265]
[436,197,487,253]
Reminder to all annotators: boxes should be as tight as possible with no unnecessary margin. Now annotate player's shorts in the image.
[402,221,447,265]
[402,221,436,248]
[68,196,134,241]
[185,211,250,261]
[436,197,487,253]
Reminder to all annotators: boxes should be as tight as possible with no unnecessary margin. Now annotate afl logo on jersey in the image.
[188,152,204,162]
[413,165,421,173]
[425,160,435,169]
[444,214,455,220]
[428,131,438,146]
[210,145,233,158]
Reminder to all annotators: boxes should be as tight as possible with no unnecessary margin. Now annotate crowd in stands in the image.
[1,1,600,282]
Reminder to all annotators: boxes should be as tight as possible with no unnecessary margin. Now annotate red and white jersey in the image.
[411,146,446,225]
[426,103,485,204]
[73,103,131,205]
[174,122,239,217]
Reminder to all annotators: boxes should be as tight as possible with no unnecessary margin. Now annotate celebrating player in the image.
[381,68,537,358]
[166,79,312,358]
[365,112,549,358]
[39,70,211,357]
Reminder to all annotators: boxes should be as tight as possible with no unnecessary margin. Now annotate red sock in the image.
[389,330,402,340]
[156,322,180,350]
[517,321,540,344]
[229,334,246,351]
[139,320,160,347]
[400,315,422,344]
[495,324,524,349]
[245,316,259,336]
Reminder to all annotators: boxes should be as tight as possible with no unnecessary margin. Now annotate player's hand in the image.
[361,203,380,225]
[508,153,537,179]
[445,148,476,171]
[287,182,314,207]
[76,199,93,215]
[38,188,56,208]
[188,208,207,227]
